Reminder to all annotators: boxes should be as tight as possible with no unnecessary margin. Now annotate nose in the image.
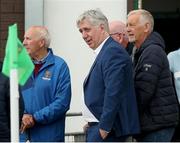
[82,31,88,39]
[126,25,130,32]
[126,27,132,35]
[23,39,27,46]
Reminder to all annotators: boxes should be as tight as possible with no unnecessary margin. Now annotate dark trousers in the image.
[171,105,180,141]
[135,127,175,142]
[86,123,129,142]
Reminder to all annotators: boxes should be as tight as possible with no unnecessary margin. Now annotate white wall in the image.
[25,0,44,30]
[25,0,127,133]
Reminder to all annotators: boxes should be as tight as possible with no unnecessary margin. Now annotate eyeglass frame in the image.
[109,32,123,36]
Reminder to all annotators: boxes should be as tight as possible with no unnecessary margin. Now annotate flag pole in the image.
[9,24,19,142]
[10,69,19,142]
[138,0,142,9]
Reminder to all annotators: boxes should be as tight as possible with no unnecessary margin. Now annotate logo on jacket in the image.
[143,64,152,71]
[42,70,51,80]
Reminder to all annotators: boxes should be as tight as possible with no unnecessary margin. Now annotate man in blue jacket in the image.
[20,26,71,142]
[76,9,140,142]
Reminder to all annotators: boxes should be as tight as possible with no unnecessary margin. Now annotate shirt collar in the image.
[94,36,109,57]
[33,50,50,64]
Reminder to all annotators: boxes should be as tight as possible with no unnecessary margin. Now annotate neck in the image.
[135,35,148,49]
[32,49,48,61]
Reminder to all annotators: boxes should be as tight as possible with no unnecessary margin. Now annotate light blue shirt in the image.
[168,48,180,103]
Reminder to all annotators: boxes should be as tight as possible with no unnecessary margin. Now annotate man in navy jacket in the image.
[77,9,140,142]
[127,9,179,142]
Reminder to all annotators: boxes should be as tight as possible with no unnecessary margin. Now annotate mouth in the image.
[128,33,134,37]
[85,39,92,46]
[25,47,30,52]
[128,34,135,43]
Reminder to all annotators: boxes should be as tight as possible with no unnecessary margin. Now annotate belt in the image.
[88,122,98,127]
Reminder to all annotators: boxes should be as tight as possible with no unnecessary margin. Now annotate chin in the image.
[129,38,135,43]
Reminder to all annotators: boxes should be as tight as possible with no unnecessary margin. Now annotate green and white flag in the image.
[2,24,34,142]
[2,24,34,85]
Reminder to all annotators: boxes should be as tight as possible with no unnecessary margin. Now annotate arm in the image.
[33,62,71,124]
[134,46,165,112]
[99,46,130,132]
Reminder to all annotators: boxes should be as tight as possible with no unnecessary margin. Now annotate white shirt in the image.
[82,37,109,123]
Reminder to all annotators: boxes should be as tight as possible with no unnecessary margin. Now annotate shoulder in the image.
[50,55,70,74]
[168,49,179,59]
[105,38,128,55]
[54,55,69,67]
[142,44,166,61]
[48,50,69,67]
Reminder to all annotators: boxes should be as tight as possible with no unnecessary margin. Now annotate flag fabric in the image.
[2,24,34,85]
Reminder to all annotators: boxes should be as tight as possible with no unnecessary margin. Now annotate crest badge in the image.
[42,70,51,80]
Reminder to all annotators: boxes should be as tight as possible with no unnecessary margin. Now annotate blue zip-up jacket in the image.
[20,49,71,142]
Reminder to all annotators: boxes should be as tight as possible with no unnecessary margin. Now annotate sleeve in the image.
[167,52,174,72]
[134,45,165,112]
[18,87,24,125]
[33,62,71,124]
[99,46,130,132]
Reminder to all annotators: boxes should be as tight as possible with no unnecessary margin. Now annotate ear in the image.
[99,24,105,31]
[39,39,45,47]
[144,23,150,33]
[119,34,124,43]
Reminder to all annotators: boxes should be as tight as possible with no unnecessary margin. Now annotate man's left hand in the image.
[99,128,108,139]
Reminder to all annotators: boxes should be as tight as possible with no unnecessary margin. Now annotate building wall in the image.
[0,0,24,61]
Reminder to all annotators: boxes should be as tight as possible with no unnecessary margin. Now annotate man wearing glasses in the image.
[109,20,134,56]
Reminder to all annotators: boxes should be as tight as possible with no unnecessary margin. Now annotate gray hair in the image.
[128,9,154,32]
[76,9,109,33]
[31,26,51,48]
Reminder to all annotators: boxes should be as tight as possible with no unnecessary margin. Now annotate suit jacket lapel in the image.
[83,37,113,86]
[83,57,98,86]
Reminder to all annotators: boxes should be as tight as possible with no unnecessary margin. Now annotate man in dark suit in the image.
[76,9,140,142]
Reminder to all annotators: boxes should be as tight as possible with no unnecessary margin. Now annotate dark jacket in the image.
[0,62,24,142]
[84,37,140,137]
[126,42,134,56]
[133,32,179,133]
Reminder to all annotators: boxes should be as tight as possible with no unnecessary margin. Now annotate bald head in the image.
[109,20,127,35]
[27,26,51,48]
[109,20,129,48]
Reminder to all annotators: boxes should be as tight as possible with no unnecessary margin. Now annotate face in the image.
[23,28,45,58]
[110,33,122,44]
[127,13,148,47]
[78,19,105,50]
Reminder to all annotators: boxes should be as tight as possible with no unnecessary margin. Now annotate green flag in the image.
[2,24,34,85]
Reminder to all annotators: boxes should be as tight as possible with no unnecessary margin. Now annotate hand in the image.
[99,128,108,139]
[83,123,89,133]
[20,114,35,133]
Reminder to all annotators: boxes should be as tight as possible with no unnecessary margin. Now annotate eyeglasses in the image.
[109,32,122,36]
